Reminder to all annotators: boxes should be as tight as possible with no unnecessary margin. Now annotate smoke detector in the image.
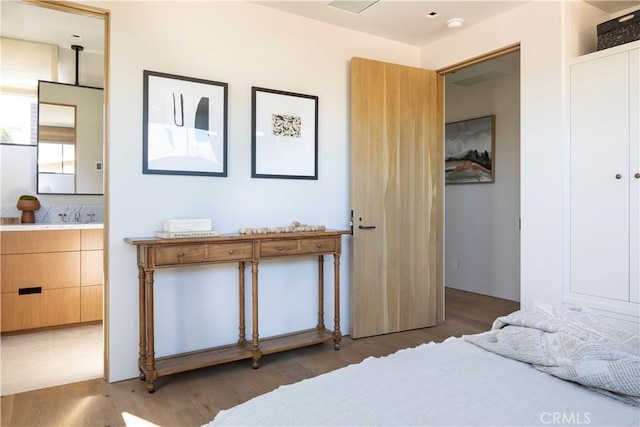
[446,18,464,29]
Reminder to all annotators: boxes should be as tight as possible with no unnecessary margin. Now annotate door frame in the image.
[436,43,520,75]
[437,43,521,306]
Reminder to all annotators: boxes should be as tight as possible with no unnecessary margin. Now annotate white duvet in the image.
[206,328,640,426]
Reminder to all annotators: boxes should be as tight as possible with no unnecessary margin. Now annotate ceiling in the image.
[0,1,104,54]
[252,0,639,47]
[2,1,636,54]
[252,1,527,46]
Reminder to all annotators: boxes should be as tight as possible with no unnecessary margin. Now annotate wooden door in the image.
[350,57,444,339]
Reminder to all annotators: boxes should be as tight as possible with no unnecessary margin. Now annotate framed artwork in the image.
[445,115,495,184]
[251,87,318,180]
[143,70,228,176]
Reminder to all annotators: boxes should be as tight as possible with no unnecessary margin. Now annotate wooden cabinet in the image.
[1,228,103,332]
[569,41,639,326]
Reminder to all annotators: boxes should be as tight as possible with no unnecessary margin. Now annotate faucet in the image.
[75,212,81,222]
[86,212,95,223]
[58,213,67,223]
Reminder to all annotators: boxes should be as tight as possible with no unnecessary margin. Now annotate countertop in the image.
[0,223,103,231]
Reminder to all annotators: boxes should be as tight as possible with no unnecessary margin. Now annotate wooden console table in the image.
[124,230,348,392]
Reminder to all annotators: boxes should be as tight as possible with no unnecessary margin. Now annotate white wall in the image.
[444,63,520,301]
[98,0,420,382]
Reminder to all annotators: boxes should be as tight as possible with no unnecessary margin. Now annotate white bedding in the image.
[206,336,640,426]
[465,305,640,407]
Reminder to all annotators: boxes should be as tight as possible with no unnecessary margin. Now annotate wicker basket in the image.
[597,10,640,51]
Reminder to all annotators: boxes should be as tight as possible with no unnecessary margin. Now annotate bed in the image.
[205,306,639,427]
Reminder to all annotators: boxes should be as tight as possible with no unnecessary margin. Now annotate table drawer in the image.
[299,237,336,254]
[261,237,336,257]
[155,246,204,265]
[206,242,253,262]
[260,240,299,257]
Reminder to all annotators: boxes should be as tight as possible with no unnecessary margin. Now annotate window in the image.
[38,142,75,173]
[0,93,37,145]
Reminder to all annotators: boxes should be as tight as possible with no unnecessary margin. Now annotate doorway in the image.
[442,50,521,302]
[0,0,109,395]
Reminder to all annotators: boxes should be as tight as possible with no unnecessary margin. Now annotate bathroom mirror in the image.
[37,81,103,194]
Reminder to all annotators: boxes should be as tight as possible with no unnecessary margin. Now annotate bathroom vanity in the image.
[0,224,103,332]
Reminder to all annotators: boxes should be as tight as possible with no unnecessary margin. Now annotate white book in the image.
[155,230,220,239]
[163,218,212,232]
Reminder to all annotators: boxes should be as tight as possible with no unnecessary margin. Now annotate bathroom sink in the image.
[0,222,103,231]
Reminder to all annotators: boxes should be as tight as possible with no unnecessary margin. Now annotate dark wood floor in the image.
[1,288,519,427]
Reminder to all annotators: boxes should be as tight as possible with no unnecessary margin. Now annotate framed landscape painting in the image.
[445,115,495,184]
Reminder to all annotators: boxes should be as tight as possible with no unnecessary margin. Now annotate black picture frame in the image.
[445,115,495,184]
[251,87,318,180]
[143,70,228,176]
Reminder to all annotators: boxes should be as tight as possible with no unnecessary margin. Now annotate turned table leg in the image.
[238,262,246,345]
[251,260,261,368]
[144,268,157,392]
[317,255,325,330]
[333,253,342,350]
[137,266,146,380]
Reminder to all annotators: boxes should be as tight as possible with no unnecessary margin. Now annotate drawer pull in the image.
[228,249,235,254]
[277,246,283,251]
[19,286,42,295]
[316,243,322,248]
[178,252,185,257]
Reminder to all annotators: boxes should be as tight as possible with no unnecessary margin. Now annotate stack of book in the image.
[155,218,220,239]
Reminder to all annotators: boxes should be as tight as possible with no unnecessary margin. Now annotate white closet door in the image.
[570,51,630,301]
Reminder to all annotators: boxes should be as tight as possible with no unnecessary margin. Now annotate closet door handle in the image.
[635,173,640,179]
[358,225,376,230]
[615,174,622,179]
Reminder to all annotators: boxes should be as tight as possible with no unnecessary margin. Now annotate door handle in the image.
[358,225,376,230]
